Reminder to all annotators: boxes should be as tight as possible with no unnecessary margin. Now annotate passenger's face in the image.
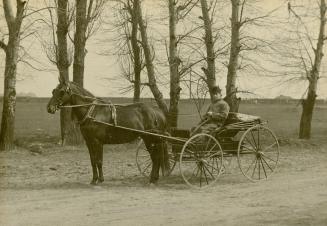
[212,93,222,102]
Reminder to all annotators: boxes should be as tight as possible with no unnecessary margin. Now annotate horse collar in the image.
[78,101,117,126]
[78,101,97,125]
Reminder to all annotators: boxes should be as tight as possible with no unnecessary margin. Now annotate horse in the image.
[47,81,168,185]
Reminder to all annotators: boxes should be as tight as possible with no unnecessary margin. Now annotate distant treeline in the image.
[0,97,326,105]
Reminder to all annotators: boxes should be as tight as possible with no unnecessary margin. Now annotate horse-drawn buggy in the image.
[47,81,279,189]
[136,112,280,188]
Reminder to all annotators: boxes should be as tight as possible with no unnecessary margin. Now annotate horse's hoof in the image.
[98,178,104,183]
[90,180,98,185]
[149,182,158,187]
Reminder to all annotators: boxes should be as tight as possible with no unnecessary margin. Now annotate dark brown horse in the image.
[47,81,168,184]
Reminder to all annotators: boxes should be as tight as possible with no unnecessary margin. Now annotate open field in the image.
[0,99,327,226]
[1,98,327,139]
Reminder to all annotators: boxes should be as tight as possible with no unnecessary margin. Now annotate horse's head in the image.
[47,81,72,114]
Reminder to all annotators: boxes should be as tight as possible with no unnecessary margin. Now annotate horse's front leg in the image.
[85,140,99,185]
[95,141,104,183]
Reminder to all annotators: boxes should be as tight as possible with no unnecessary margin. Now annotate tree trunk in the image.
[134,0,168,115]
[168,0,181,128]
[299,0,326,139]
[57,0,81,146]
[226,0,241,112]
[73,0,87,87]
[200,0,217,100]
[134,0,169,175]
[130,0,141,103]
[0,0,26,151]
[299,89,316,139]
[133,74,141,102]
[0,48,18,151]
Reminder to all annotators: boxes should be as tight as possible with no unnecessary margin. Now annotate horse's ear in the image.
[58,76,64,84]
[58,76,69,86]
[65,82,71,93]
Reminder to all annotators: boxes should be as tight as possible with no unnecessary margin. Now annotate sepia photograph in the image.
[0,0,326,225]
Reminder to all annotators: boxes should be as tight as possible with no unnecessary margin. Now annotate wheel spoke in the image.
[245,156,257,174]
[260,157,267,178]
[261,155,274,172]
[241,144,256,153]
[205,138,213,153]
[199,166,203,187]
[261,152,277,163]
[139,159,151,169]
[142,162,151,174]
[263,142,277,153]
[202,160,221,172]
[258,157,261,180]
[185,145,196,155]
[186,164,199,181]
[202,165,210,185]
[257,128,260,149]
[206,143,217,155]
[245,136,257,151]
[251,157,258,179]
[250,130,258,149]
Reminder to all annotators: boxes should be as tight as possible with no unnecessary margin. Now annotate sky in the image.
[0,0,327,99]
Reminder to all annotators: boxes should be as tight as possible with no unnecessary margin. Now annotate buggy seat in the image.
[214,113,262,139]
[223,112,261,127]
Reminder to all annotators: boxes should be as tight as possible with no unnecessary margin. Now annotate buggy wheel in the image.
[180,133,223,189]
[238,125,279,182]
[135,139,176,177]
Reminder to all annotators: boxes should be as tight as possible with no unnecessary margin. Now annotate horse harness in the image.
[61,99,117,126]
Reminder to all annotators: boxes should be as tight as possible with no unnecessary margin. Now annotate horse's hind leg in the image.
[145,141,160,184]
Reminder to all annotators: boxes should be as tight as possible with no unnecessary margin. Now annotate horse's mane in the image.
[69,81,95,98]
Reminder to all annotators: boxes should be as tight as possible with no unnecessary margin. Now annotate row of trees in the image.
[0,0,326,151]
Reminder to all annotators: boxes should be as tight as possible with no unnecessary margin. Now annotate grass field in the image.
[0,98,326,142]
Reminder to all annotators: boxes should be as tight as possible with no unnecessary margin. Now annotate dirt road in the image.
[1,141,327,226]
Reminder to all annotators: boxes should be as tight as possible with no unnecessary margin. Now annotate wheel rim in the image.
[238,125,279,182]
[179,133,223,189]
[136,139,176,177]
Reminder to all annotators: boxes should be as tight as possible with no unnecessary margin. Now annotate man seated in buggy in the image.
[191,86,230,136]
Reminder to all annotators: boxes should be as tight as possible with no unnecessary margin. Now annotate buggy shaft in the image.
[92,119,186,143]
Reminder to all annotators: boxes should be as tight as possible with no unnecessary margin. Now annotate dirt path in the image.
[1,142,327,226]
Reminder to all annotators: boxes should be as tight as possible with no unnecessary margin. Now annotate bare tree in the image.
[129,0,142,102]
[0,0,26,151]
[73,0,104,86]
[168,0,198,127]
[134,0,169,115]
[168,0,182,127]
[225,0,241,112]
[200,0,218,100]
[41,0,81,145]
[287,0,327,139]
[56,0,78,145]
[110,0,145,102]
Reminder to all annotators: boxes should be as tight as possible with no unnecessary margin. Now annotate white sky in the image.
[0,0,327,99]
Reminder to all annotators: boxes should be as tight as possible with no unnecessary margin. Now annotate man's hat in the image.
[211,86,221,94]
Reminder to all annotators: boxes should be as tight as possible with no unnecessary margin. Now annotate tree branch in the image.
[0,40,7,52]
